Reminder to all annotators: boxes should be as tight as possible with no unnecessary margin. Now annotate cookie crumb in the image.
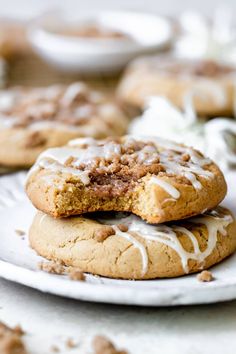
[117,224,128,232]
[15,229,25,237]
[181,153,190,162]
[197,270,213,282]
[68,268,85,281]
[93,335,128,354]
[51,344,60,352]
[65,156,76,166]
[0,321,27,354]
[65,338,77,349]
[95,226,115,242]
[38,261,65,275]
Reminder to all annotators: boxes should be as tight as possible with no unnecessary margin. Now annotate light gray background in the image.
[0,0,236,20]
[1,1,236,353]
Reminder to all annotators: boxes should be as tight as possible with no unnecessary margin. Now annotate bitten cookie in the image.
[0,82,128,167]
[25,136,227,224]
[29,206,236,279]
[117,57,236,117]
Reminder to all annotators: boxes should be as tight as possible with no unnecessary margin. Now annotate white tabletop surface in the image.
[0,276,236,354]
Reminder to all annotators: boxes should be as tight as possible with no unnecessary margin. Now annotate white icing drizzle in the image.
[149,176,180,199]
[98,207,233,275]
[39,213,48,228]
[113,225,148,276]
[38,159,90,185]
[27,136,214,195]
[129,135,213,195]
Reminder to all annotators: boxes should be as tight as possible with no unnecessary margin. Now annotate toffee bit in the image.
[38,261,65,275]
[117,224,128,232]
[65,156,76,166]
[197,270,214,282]
[181,153,190,162]
[0,321,27,354]
[15,229,25,237]
[93,335,128,354]
[68,268,85,281]
[95,226,116,242]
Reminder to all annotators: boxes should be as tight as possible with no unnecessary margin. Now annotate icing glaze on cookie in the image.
[148,176,180,199]
[98,207,233,275]
[27,136,214,201]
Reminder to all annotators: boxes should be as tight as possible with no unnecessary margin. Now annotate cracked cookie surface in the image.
[25,136,227,223]
[0,82,128,167]
[117,57,236,116]
[29,206,236,279]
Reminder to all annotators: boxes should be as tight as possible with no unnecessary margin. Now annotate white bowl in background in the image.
[28,10,173,74]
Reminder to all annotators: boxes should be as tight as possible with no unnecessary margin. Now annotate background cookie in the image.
[117,57,236,117]
[29,207,236,280]
[0,82,128,167]
[26,136,227,224]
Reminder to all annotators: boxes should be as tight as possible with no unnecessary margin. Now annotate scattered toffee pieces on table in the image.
[93,335,128,354]
[0,321,27,354]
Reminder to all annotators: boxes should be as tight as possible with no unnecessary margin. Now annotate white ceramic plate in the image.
[28,11,173,73]
[1,171,236,306]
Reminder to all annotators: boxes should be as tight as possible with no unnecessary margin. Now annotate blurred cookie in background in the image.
[0,19,30,59]
[0,82,128,168]
[117,56,236,117]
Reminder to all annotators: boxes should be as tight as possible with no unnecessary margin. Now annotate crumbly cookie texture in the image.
[0,322,27,354]
[29,206,236,280]
[26,136,226,224]
[117,57,236,117]
[0,82,128,167]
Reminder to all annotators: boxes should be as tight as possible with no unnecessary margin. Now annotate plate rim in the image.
[1,257,236,306]
[1,171,236,306]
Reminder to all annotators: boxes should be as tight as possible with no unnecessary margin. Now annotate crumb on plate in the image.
[38,261,65,275]
[93,335,128,354]
[197,270,214,282]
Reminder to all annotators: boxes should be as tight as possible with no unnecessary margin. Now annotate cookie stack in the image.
[26,136,236,279]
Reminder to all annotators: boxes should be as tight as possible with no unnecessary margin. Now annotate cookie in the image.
[117,57,236,117]
[0,82,128,167]
[25,136,227,224]
[29,206,236,279]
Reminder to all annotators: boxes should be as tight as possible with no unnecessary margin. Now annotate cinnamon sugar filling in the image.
[63,139,204,197]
